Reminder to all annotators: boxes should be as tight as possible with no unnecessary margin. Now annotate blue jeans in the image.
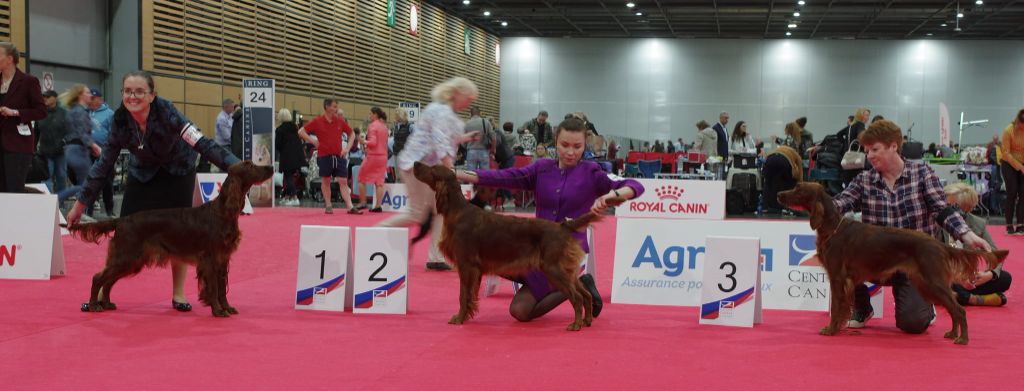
[44,154,67,193]
[466,149,490,170]
[57,144,92,204]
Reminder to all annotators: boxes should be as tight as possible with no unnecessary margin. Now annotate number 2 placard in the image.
[699,236,763,327]
[295,226,351,312]
[352,227,409,314]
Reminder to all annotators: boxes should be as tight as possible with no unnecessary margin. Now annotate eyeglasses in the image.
[121,89,150,98]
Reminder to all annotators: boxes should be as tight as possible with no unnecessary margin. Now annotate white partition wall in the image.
[500,38,1024,146]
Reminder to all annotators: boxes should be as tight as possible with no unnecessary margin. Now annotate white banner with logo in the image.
[612,218,832,311]
[0,193,65,280]
[377,183,473,212]
[193,173,254,214]
[939,102,951,147]
[615,179,725,220]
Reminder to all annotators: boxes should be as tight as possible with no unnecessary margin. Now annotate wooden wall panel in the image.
[147,0,501,121]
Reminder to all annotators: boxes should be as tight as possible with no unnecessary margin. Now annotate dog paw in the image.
[566,322,582,331]
[448,315,465,325]
[225,306,238,315]
[819,327,838,336]
[954,337,969,345]
[86,303,105,312]
[944,331,958,339]
[212,309,231,317]
[583,317,593,327]
[102,302,117,310]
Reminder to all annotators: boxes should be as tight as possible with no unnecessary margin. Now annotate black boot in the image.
[579,274,603,318]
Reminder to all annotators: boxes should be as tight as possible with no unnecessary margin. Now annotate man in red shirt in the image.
[298,98,362,214]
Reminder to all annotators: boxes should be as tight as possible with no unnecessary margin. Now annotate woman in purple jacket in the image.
[456,117,644,321]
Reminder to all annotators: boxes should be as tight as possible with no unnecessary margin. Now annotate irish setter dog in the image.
[413,162,621,331]
[70,161,273,317]
[778,182,1007,344]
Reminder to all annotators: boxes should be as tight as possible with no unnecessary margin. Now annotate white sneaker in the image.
[847,308,873,329]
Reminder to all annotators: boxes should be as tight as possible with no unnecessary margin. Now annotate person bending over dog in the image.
[67,70,241,313]
[942,183,1011,306]
[830,120,990,333]
[455,117,644,321]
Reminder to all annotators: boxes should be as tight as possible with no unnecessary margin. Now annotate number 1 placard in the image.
[352,227,409,314]
[699,236,763,327]
[295,226,351,312]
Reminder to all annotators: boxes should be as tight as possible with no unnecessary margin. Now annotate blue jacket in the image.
[89,102,114,146]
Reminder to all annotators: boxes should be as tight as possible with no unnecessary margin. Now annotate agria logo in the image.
[788,234,821,266]
[1,244,21,266]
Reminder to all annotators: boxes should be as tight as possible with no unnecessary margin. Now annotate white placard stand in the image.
[193,173,254,214]
[26,183,69,236]
[351,227,409,314]
[0,193,65,280]
[698,236,763,327]
[294,226,351,312]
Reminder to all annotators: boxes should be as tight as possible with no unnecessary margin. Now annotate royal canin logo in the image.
[0,244,20,267]
[654,185,684,200]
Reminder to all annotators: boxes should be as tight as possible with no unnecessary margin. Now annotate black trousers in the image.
[1001,162,1024,226]
[0,149,32,193]
[953,270,1012,296]
[854,272,934,334]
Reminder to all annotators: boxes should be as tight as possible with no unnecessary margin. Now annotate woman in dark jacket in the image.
[68,70,239,312]
[275,108,306,206]
[0,42,48,193]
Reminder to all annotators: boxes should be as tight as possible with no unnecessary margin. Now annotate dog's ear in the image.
[809,189,826,230]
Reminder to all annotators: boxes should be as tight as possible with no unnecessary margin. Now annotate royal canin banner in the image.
[615,179,725,220]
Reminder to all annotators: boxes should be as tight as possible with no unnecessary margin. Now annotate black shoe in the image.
[579,274,603,318]
[425,261,452,271]
[848,307,873,329]
[1007,226,1015,235]
[368,206,383,213]
[171,300,192,312]
[998,292,1008,306]
[1015,226,1024,235]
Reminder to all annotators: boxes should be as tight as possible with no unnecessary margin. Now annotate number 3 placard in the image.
[295,226,351,312]
[352,227,409,314]
[698,236,763,327]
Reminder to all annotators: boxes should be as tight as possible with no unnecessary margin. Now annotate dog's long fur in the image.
[413,162,622,330]
[778,182,1008,344]
[69,161,273,317]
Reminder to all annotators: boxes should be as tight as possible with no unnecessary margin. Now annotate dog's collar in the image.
[821,217,848,246]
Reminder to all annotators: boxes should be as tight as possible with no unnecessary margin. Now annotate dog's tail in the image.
[410,213,434,245]
[946,247,1009,282]
[67,219,119,244]
[561,197,627,232]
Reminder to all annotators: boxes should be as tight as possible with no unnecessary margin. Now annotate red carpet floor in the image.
[2,208,1021,390]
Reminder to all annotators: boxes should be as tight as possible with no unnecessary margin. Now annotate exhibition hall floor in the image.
[2,208,1020,390]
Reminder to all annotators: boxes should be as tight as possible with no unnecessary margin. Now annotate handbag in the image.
[840,125,866,170]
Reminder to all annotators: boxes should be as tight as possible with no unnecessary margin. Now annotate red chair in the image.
[644,152,662,162]
[512,155,534,207]
[662,152,681,173]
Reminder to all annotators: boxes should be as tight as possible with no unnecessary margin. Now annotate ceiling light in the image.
[636,11,643,16]
[793,11,801,17]
[957,11,964,18]
[927,33,934,36]
[786,32,792,36]
[501,21,508,27]
[941,23,948,26]
[463,0,470,5]
[798,0,806,5]
[788,23,797,28]
[975,0,983,4]
[626,2,636,7]
[483,10,491,16]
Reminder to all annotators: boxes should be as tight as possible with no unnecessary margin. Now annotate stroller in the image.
[725,153,761,215]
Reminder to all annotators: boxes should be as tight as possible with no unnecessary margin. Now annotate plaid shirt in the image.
[832,159,969,239]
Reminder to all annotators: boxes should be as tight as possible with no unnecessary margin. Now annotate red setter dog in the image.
[778,182,1007,344]
[70,161,273,317]
[413,162,621,330]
